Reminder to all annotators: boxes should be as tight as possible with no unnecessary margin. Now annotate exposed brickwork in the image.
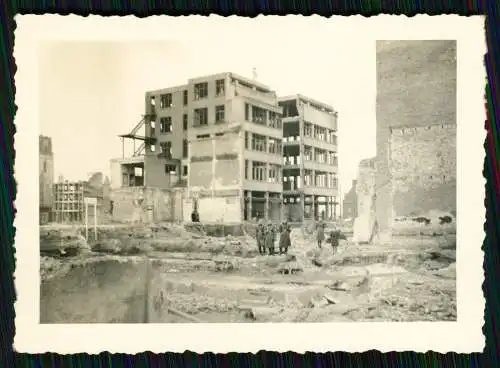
[376,40,456,231]
[389,123,456,217]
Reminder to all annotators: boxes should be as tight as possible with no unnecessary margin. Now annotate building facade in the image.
[375,40,457,233]
[39,135,54,224]
[279,95,339,222]
[111,73,339,223]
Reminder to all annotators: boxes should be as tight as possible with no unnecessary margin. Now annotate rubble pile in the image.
[39,219,457,324]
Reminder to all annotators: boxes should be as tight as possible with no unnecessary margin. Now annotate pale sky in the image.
[39,35,376,199]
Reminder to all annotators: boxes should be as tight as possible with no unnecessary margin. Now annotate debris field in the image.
[40,223,456,323]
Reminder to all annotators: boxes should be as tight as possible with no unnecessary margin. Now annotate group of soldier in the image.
[255,220,292,256]
[255,218,344,256]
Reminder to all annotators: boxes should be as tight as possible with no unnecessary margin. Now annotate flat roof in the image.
[146,72,274,95]
[278,94,336,113]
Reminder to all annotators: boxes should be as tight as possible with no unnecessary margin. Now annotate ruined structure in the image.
[52,173,111,223]
[352,158,376,242]
[342,180,358,220]
[111,73,340,223]
[279,95,339,222]
[39,135,54,224]
[375,40,457,235]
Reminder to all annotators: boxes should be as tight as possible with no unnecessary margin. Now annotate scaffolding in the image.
[119,112,157,159]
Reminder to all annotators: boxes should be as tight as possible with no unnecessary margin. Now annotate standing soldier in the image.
[316,218,325,249]
[328,226,346,254]
[265,223,276,255]
[279,222,291,254]
[256,222,265,255]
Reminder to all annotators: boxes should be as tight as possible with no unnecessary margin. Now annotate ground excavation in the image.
[40,223,456,323]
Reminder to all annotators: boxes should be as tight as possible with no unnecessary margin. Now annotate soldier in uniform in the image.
[327,227,346,254]
[256,222,266,255]
[265,223,276,255]
[279,222,291,255]
[316,219,326,249]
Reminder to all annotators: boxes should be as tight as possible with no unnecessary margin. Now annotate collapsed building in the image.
[354,40,457,241]
[110,73,339,224]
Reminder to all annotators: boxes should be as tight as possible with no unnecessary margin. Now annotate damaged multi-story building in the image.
[111,73,339,224]
[279,95,339,222]
[353,40,457,240]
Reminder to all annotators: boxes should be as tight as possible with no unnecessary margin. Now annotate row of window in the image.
[154,139,189,159]
[244,161,282,183]
[244,132,282,155]
[303,123,337,143]
[244,103,282,129]
[283,173,338,190]
[54,193,84,202]
[53,203,83,211]
[285,150,337,166]
[152,106,226,134]
[54,184,84,192]
[156,79,226,110]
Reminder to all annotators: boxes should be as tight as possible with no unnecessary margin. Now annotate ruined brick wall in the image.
[376,40,456,232]
[389,123,456,219]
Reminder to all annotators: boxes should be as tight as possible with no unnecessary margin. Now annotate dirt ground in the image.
[39,223,456,323]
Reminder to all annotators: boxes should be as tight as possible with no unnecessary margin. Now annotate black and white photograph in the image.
[14,15,485,353]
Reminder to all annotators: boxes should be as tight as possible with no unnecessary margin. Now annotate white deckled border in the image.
[13,14,486,353]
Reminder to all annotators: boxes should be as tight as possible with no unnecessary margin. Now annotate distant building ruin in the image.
[39,135,54,224]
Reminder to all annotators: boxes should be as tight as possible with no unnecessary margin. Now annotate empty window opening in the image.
[183,165,188,176]
[269,111,282,129]
[215,79,225,96]
[194,82,208,100]
[268,164,281,183]
[268,138,282,155]
[279,101,299,118]
[215,105,225,123]
[160,117,173,133]
[252,161,266,181]
[194,108,208,126]
[160,142,173,159]
[252,106,267,125]
[183,90,188,105]
[215,132,224,137]
[251,133,267,152]
[134,167,143,177]
[183,114,188,130]
[182,139,188,158]
[196,134,210,139]
[165,165,177,174]
[160,93,173,109]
